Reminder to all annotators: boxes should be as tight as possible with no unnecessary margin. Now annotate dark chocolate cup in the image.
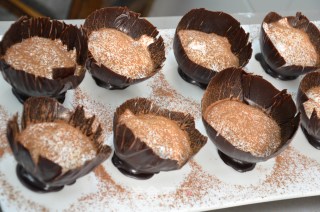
[201,68,300,172]
[258,12,320,80]
[297,71,320,149]
[84,7,165,90]
[112,98,207,179]
[0,16,87,103]
[173,8,252,89]
[6,97,111,193]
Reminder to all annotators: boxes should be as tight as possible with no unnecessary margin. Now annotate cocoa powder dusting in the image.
[258,146,320,190]
[72,88,114,136]
[0,171,48,211]
[94,165,125,193]
[158,160,220,208]
[0,105,9,158]
[148,72,201,119]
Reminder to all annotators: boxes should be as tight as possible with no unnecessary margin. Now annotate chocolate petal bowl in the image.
[6,97,111,193]
[173,8,252,89]
[112,98,207,179]
[0,16,87,103]
[84,7,165,90]
[297,71,320,149]
[258,12,320,80]
[201,68,299,172]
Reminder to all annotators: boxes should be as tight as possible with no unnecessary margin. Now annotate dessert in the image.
[297,71,320,149]
[202,68,299,172]
[7,97,111,192]
[112,98,207,179]
[0,16,87,103]
[257,12,320,80]
[173,8,252,89]
[84,7,165,90]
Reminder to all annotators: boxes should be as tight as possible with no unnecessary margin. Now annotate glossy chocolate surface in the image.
[297,71,320,149]
[255,53,298,80]
[217,150,256,172]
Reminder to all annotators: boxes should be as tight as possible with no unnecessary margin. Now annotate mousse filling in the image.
[4,36,78,79]
[88,28,154,79]
[18,121,97,172]
[204,99,281,157]
[178,29,239,72]
[118,109,191,165]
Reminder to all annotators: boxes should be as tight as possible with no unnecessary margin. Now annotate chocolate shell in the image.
[112,98,207,179]
[201,68,299,172]
[173,8,252,89]
[258,12,320,80]
[297,71,320,149]
[0,16,87,103]
[6,97,111,192]
[84,7,165,90]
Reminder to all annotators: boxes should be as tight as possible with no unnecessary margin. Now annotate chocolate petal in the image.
[267,90,297,125]
[21,97,69,129]
[36,156,63,182]
[51,149,111,187]
[297,72,320,141]
[201,68,244,113]
[241,73,278,108]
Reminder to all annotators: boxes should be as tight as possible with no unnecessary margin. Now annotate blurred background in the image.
[0,0,320,20]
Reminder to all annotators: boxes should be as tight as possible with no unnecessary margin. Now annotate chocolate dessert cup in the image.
[257,12,320,80]
[0,16,87,103]
[173,8,252,89]
[202,68,299,172]
[112,98,207,179]
[297,71,320,149]
[84,7,165,90]
[7,97,111,193]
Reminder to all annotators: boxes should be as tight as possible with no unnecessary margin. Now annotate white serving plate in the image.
[1,23,320,211]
